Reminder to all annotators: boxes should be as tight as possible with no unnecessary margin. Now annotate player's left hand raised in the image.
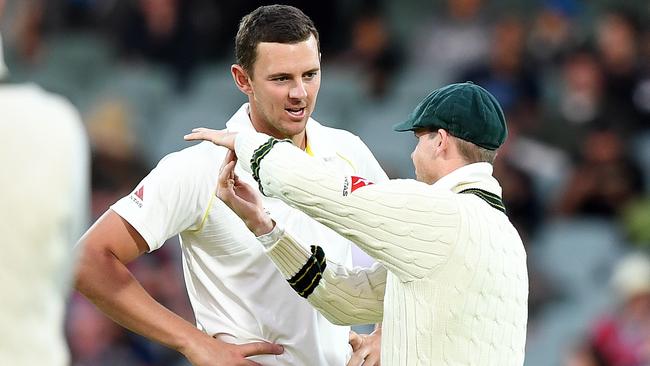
[217,150,274,236]
[185,127,237,151]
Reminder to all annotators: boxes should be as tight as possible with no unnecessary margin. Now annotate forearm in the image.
[74,245,204,354]
[236,133,457,281]
[261,228,385,325]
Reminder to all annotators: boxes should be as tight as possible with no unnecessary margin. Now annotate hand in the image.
[348,327,382,366]
[218,150,274,236]
[185,127,237,151]
[182,333,284,366]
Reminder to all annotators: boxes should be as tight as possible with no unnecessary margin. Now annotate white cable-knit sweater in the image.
[235,132,528,366]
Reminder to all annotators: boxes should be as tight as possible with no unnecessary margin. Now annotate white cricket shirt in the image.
[0,83,89,366]
[112,104,388,365]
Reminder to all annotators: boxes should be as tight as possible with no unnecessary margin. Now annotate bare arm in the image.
[74,209,282,366]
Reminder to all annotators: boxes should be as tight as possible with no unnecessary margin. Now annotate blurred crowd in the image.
[1,0,650,365]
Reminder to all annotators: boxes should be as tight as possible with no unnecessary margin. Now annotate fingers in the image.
[363,353,381,366]
[238,341,284,357]
[183,127,212,141]
[346,351,367,366]
[349,331,363,351]
[218,160,237,190]
[184,128,237,150]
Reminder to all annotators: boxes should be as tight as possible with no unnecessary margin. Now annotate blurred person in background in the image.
[458,16,541,134]
[412,0,490,82]
[577,253,650,366]
[0,0,90,364]
[537,47,606,156]
[595,9,646,135]
[339,6,403,100]
[554,128,644,218]
[118,0,197,91]
[75,5,387,366]
[527,0,581,69]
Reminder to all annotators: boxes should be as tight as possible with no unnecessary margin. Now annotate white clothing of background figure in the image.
[0,34,90,366]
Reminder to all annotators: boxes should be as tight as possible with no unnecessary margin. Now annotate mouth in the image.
[285,107,306,121]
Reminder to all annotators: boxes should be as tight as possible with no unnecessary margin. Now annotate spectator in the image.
[588,253,650,366]
[554,129,644,217]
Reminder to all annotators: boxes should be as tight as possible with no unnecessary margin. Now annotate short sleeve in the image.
[111,147,219,251]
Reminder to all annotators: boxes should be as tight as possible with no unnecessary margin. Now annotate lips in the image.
[285,107,306,120]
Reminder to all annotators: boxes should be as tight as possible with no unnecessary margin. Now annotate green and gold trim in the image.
[459,188,506,214]
[250,137,292,195]
[287,245,327,298]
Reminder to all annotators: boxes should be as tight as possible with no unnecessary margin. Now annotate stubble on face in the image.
[412,130,439,184]
[247,35,321,145]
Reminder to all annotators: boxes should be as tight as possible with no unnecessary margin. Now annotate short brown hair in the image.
[429,130,498,164]
[453,135,498,164]
[235,5,320,75]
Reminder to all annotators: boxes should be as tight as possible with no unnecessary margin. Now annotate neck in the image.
[432,159,469,183]
[248,111,307,151]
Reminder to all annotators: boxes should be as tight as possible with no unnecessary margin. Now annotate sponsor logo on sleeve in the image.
[350,176,374,193]
[343,176,374,196]
[130,185,144,208]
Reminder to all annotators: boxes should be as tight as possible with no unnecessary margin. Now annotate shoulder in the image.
[20,84,80,122]
[311,120,363,144]
[154,141,228,181]
[2,84,87,156]
[5,84,83,134]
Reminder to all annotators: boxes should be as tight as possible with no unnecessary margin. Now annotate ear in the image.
[231,64,253,95]
[436,129,450,154]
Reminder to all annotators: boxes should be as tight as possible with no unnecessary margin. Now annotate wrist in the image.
[249,215,275,237]
[174,325,206,355]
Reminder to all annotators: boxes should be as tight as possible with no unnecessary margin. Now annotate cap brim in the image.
[392,119,416,132]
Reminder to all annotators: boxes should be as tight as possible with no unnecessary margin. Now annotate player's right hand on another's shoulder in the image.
[182,333,284,366]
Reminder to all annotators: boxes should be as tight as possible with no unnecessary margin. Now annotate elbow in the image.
[73,242,117,295]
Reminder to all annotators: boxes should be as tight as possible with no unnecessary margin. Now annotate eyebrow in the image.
[267,68,320,79]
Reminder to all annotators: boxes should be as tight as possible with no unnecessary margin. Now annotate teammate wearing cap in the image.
[186,82,529,366]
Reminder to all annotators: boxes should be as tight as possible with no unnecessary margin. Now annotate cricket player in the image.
[0,30,90,366]
[75,5,386,366]
[185,82,529,366]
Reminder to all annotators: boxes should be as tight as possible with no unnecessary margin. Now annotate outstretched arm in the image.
[185,129,459,282]
[214,150,386,325]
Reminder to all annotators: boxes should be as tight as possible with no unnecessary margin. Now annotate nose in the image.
[289,80,307,99]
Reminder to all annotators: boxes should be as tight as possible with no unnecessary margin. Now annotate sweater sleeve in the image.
[262,228,386,325]
[235,132,459,282]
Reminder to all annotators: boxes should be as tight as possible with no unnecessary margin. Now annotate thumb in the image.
[349,331,363,351]
[238,341,284,357]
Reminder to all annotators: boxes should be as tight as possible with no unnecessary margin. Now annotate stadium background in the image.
[2,0,650,364]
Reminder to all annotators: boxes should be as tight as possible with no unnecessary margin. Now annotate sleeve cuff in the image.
[256,222,284,250]
[264,231,313,280]
[234,131,273,175]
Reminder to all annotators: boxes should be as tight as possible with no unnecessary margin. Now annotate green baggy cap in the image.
[393,82,507,150]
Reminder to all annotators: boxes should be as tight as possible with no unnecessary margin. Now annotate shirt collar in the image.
[225,103,336,158]
[431,162,503,197]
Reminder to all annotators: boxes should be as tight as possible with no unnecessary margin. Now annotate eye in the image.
[304,71,318,79]
[273,76,289,82]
